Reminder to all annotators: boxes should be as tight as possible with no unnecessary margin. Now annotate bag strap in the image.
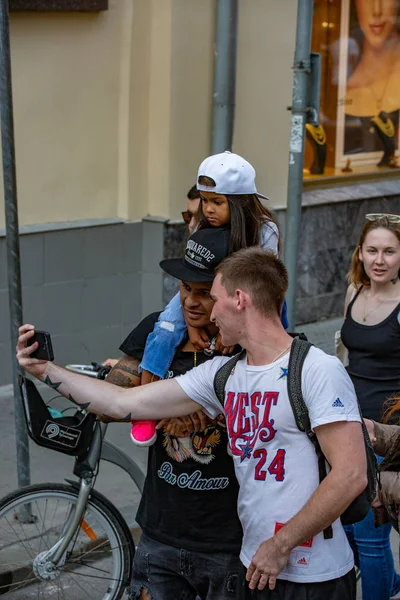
[213,336,306,407]
[287,337,333,539]
[287,337,313,434]
[214,350,246,407]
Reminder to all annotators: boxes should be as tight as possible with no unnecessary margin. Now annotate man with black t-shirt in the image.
[106,227,242,600]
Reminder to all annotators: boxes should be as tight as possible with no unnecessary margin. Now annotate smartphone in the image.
[27,330,54,361]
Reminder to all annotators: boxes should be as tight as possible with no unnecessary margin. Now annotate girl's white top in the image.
[260,220,279,256]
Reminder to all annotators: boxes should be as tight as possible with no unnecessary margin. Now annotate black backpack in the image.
[213,336,378,539]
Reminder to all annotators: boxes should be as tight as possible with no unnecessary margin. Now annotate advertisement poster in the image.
[335,0,400,167]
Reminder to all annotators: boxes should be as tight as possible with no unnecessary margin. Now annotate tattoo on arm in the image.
[68,394,91,411]
[101,412,132,423]
[44,375,62,390]
[117,364,141,377]
[107,372,137,388]
[107,358,141,388]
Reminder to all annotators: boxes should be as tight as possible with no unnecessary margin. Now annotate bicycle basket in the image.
[19,376,97,457]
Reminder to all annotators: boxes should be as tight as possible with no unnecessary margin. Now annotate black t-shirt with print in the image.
[120,312,242,553]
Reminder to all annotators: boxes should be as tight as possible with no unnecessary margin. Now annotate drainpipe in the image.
[211,0,238,154]
[0,0,31,496]
[284,0,314,330]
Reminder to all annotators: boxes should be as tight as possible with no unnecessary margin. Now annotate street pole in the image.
[0,0,31,493]
[284,0,314,330]
[211,0,238,154]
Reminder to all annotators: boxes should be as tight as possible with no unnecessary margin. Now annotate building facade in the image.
[0,0,399,384]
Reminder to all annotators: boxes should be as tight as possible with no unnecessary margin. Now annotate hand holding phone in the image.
[27,330,54,361]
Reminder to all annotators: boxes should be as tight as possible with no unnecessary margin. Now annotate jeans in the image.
[128,532,241,600]
[236,565,356,600]
[139,293,186,378]
[344,457,400,600]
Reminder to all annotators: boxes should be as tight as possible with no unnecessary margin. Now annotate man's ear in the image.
[235,289,247,310]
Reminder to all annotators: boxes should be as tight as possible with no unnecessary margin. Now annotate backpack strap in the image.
[214,350,246,407]
[287,337,333,540]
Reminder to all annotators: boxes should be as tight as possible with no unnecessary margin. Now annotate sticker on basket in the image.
[40,420,82,449]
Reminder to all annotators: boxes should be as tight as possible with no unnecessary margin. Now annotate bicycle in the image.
[0,362,145,599]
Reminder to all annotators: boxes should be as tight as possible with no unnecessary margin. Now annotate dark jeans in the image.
[129,532,241,600]
[236,565,356,600]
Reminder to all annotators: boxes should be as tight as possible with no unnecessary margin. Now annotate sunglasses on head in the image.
[365,213,400,223]
[182,210,195,224]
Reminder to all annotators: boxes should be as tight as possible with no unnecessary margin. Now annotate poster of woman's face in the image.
[335,0,400,166]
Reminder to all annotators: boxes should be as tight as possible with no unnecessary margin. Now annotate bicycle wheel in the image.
[0,483,135,599]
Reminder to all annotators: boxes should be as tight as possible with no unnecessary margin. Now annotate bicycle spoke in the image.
[3,514,35,559]
[72,539,130,562]
[0,573,36,593]
[69,560,113,575]
[0,486,130,599]
[64,570,123,583]
[65,570,98,599]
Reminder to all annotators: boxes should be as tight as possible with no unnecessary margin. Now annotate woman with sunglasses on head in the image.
[341,214,400,600]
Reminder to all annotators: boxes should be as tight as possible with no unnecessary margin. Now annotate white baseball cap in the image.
[197,151,268,199]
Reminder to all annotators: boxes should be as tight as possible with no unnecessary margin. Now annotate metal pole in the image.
[211,0,238,154]
[0,0,31,491]
[284,0,314,330]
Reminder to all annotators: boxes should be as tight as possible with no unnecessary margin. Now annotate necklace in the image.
[270,342,292,363]
[194,350,197,367]
[370,113,395,137]
[362,294,386,322]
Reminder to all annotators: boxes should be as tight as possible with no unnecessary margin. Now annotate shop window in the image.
[304,0,400,180]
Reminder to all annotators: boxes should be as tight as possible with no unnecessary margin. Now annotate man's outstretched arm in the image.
[17,325,200,421]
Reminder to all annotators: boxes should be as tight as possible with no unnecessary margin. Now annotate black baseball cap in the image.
[160,227,230,282]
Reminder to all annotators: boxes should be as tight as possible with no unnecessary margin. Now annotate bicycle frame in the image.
[42,420,145,567]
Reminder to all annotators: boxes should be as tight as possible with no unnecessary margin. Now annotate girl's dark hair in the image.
[197,175,280,254]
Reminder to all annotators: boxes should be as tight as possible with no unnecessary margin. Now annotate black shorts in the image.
[236,565,356,600]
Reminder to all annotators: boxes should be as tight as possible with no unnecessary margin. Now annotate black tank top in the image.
[341,287,400,421]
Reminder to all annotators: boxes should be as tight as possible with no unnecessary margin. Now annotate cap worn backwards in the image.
[160,227,231,282]
[197,151,268,200]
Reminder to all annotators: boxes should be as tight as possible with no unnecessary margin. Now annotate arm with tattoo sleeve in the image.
[16,324,199,420]
[99,354,141,422]
[39,362,199,420]
[105,354,212,433]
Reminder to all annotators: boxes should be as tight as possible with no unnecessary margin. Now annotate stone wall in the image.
[0,220,143,386]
